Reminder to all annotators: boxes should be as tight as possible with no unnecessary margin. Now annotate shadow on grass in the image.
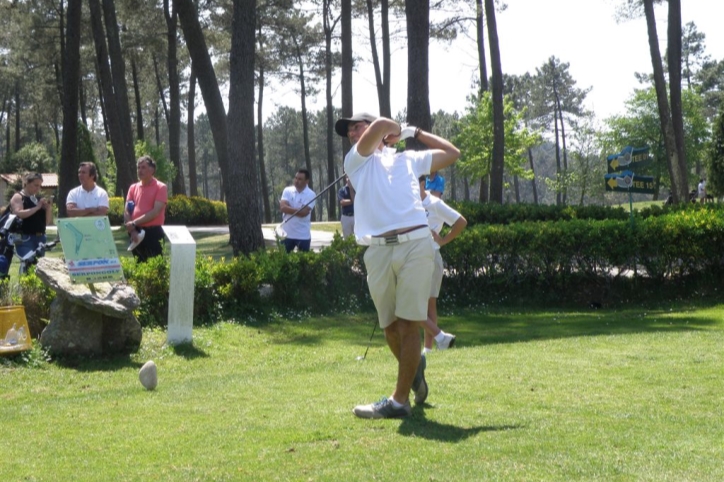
[52,353,143,372]
[171,342,209,359]
[398,405,521,441]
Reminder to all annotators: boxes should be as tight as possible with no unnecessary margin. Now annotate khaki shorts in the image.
[430,249,444,298]
[364,235,434,328]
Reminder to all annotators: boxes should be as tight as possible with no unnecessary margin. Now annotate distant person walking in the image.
[66,162,109,217]
[124,156,168,262]
[698,179,707,204]
[279,169,316,253]
[338,175,355,238]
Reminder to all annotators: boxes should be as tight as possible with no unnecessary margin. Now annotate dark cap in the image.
[334,112,377,137]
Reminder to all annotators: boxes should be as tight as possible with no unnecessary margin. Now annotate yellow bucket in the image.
[0,306,32,355]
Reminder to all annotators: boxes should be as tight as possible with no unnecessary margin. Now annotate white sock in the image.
[434,331,446,343]
[389,397,405,408]
[422,347,433,355]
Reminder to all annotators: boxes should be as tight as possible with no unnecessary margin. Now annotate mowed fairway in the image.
[1,302,722,481]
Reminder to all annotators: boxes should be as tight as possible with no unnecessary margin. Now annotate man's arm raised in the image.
[417,130,460,172]
[356,118,400,157]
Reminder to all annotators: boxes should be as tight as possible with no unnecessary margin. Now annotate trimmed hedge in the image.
[448,199,724,226]
[108,195,228,226]
[443,207,724,302]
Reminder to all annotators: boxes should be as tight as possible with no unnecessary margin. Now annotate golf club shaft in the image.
[280,172,347,226]
[360,322,377,360]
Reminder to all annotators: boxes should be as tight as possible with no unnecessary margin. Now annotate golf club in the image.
[356,322,377,361]
[275,172,347,238]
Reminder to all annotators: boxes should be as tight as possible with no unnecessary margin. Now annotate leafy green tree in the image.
[530,56,590,206]
[5,142,54,173]
[705,106,724,198]
[455,91,538,191]
[695,59,724,120]
[681,21,708,89]
[600,87,709,198]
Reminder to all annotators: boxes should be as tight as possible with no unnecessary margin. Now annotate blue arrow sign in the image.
[604,171,656,194]
[607,146,652,173]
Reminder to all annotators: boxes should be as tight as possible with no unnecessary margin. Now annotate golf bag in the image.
[0,208,22,279]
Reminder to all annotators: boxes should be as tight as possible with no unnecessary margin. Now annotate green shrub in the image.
[107,195,228,226]
[122,256,169,327]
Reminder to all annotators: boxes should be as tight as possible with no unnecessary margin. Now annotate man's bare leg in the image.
[424,297,438,350]
[384,318,421,405]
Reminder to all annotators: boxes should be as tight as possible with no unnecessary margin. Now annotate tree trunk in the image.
[553,110,562,205]
[366,0,391,117]
[90,0,134,195]
[57,0,65,108]
[79,74,87,126]
[227,0,263,254]
[341,0,353,155]
[324,0,336,220]
[528,147,538,204]
[556,94,568,205]
[0,96,6,160]
[14,82,20,153]
[153,54,169,122]
[256,58,271,222]
[165,0,184,195]
[187,67,198,196]
[92,56,110,142]
[485,0,504,204]
[176,0,229,188]
[154,105,160,146]
[102,0,136,195]
[643,0,685,202]
[668,0,688,193]
[405,0,431,139]
[478,176,488,203]
[131,56,144,141]
[58,0,82,219]
[293,40,314,199]
[476,0,488,93]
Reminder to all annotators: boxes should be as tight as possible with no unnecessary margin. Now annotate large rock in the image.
[36,258,142,356]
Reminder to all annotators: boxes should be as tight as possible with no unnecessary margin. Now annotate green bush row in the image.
[20,207,724,328]
[107,195,228,226]
[448,199,724,226]
[122,235,371,327]
[442,207,724,301]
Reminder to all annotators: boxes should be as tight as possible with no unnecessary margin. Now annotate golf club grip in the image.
[281,172,347,225]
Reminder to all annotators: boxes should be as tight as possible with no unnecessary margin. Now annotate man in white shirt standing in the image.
[66,162,110,217]
[279,169,317,253]
[335,112,459,419]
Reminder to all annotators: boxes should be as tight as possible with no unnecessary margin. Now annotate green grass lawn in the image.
[1,300,722,481]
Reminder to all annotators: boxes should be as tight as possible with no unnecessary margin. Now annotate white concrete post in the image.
[162,226,196,345]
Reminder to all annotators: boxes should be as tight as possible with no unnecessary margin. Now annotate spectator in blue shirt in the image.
[426,171,445,198]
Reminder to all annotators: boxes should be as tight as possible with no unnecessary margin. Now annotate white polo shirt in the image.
[66,184,110,210]
[280,185,316,240]
[344,145,432,244]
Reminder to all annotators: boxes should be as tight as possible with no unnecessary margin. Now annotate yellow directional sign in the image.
[607,146,652,173]
[604,171,656,194]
